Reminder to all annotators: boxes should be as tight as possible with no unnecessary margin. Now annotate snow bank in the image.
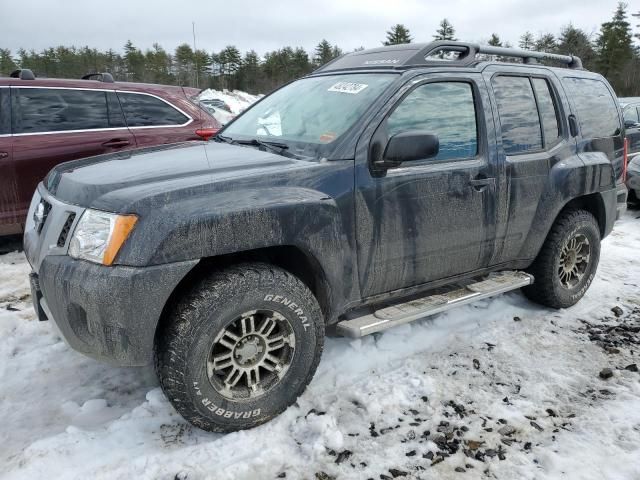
[198,89,262,114]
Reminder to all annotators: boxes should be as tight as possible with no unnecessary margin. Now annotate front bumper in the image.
[31,255,197,366]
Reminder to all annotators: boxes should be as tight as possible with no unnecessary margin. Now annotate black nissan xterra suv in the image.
[24,41,628,432]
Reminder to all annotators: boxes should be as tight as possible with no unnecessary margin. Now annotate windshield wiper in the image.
[236,138,303,159]
[215,134,234,144]
[215,135,303,160]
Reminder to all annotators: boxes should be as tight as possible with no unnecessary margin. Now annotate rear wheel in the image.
[523,209,600,309]
[154,263,324,432]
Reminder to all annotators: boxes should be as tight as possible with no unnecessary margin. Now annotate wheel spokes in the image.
[208,310,294,400]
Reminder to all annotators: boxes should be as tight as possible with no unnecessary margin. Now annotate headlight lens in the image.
[68,209,138,265]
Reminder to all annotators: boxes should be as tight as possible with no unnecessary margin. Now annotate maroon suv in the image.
[0,70,220,235]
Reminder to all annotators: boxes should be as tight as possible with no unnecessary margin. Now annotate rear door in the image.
[0,87,17,232]
[482,68,569,263]
[11,87,136,221]
[116,91,196,147]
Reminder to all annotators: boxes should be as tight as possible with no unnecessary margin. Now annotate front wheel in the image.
[523,209,601,309]
[154,263,324,432]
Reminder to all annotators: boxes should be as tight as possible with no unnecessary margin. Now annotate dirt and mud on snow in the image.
[1,211,639,480]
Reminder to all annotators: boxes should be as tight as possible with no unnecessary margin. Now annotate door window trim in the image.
[490,72,566,156]
[371,77,485,171]
[7,86,193,137]
[115,90,193,129]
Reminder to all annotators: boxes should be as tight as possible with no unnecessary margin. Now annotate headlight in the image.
[68,209,138,265]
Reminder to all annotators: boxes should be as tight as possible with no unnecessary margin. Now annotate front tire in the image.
[523,209,600,309]
[154,263,324,432]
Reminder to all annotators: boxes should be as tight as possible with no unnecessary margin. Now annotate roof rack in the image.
[81,72,114,83]
[316,41,583,72]
[9,68,36,80]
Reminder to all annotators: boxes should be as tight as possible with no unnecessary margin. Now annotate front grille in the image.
[57,213,76,247]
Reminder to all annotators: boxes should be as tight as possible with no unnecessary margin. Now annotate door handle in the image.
[0,152,8,159]
[469,177,495,191]
[102,139,131,148]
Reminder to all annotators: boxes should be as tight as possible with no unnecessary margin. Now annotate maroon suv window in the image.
[13,88,112,134]
[117,92,189,127]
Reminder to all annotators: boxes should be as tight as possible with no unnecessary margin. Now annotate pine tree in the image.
[557,24,596,70]
[123,40,145,81]
[433,19,456,41]
[384,24,413,45]
[237,50,261,93]
[519,32,535,50]
[595,2,634,93]
[535,33,557,53]
[174,43,194,86]
[0,49,18,75]
[314,39,334,66]
[217,45,242,89]
[487,33,503,47]
[486,33,510,62]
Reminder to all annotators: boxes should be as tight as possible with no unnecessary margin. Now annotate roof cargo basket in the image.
[81,72,114,83]
[316,41,583,72]
[9,68,36,80]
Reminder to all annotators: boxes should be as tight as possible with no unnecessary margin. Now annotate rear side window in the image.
[564,78,620,138]
[491,76,542,154]
[531,78,561,147]
[12,88,112,134]
[117,92,189,127]
[387,82,478,161]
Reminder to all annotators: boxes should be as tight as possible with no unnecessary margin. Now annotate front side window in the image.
[117,92,189,127]
[386,82,478,161]
[492,76,542,155]
[565,78,620,138]
[13,88,111,134]
[223,73,396,146]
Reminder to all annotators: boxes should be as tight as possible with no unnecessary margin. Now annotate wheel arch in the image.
[155,245,334,342]
[560,192,607,238]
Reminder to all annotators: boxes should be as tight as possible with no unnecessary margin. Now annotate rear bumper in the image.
[32,255,197,366]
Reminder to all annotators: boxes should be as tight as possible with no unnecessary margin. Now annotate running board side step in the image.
[335,271,533,338]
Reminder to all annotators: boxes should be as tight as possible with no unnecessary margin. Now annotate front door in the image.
[355,75,499,298]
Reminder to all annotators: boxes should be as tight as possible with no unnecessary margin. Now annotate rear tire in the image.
[523,209,600,309]
[154,263,324,432]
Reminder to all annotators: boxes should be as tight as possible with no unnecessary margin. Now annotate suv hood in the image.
[45,141,306,210]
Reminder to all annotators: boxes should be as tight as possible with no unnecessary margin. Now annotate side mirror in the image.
[383,131,439,164]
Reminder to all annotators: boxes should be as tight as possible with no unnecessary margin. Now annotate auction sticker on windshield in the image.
[328,82,368,94]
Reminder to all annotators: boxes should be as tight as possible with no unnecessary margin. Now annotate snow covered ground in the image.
[1,211,639,480]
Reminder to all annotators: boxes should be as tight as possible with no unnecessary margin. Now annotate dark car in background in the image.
[620,97,640,155]
[0,70,220,235]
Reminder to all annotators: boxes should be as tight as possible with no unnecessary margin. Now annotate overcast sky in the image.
[0,0,633,57]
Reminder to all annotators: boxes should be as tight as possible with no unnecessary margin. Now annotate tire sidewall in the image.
[550,218,600,306]
[183,279,322,430]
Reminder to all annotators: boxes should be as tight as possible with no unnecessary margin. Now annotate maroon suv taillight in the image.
[195,128,219,141]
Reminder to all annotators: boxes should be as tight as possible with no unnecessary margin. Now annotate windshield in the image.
[223,73,396,151]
